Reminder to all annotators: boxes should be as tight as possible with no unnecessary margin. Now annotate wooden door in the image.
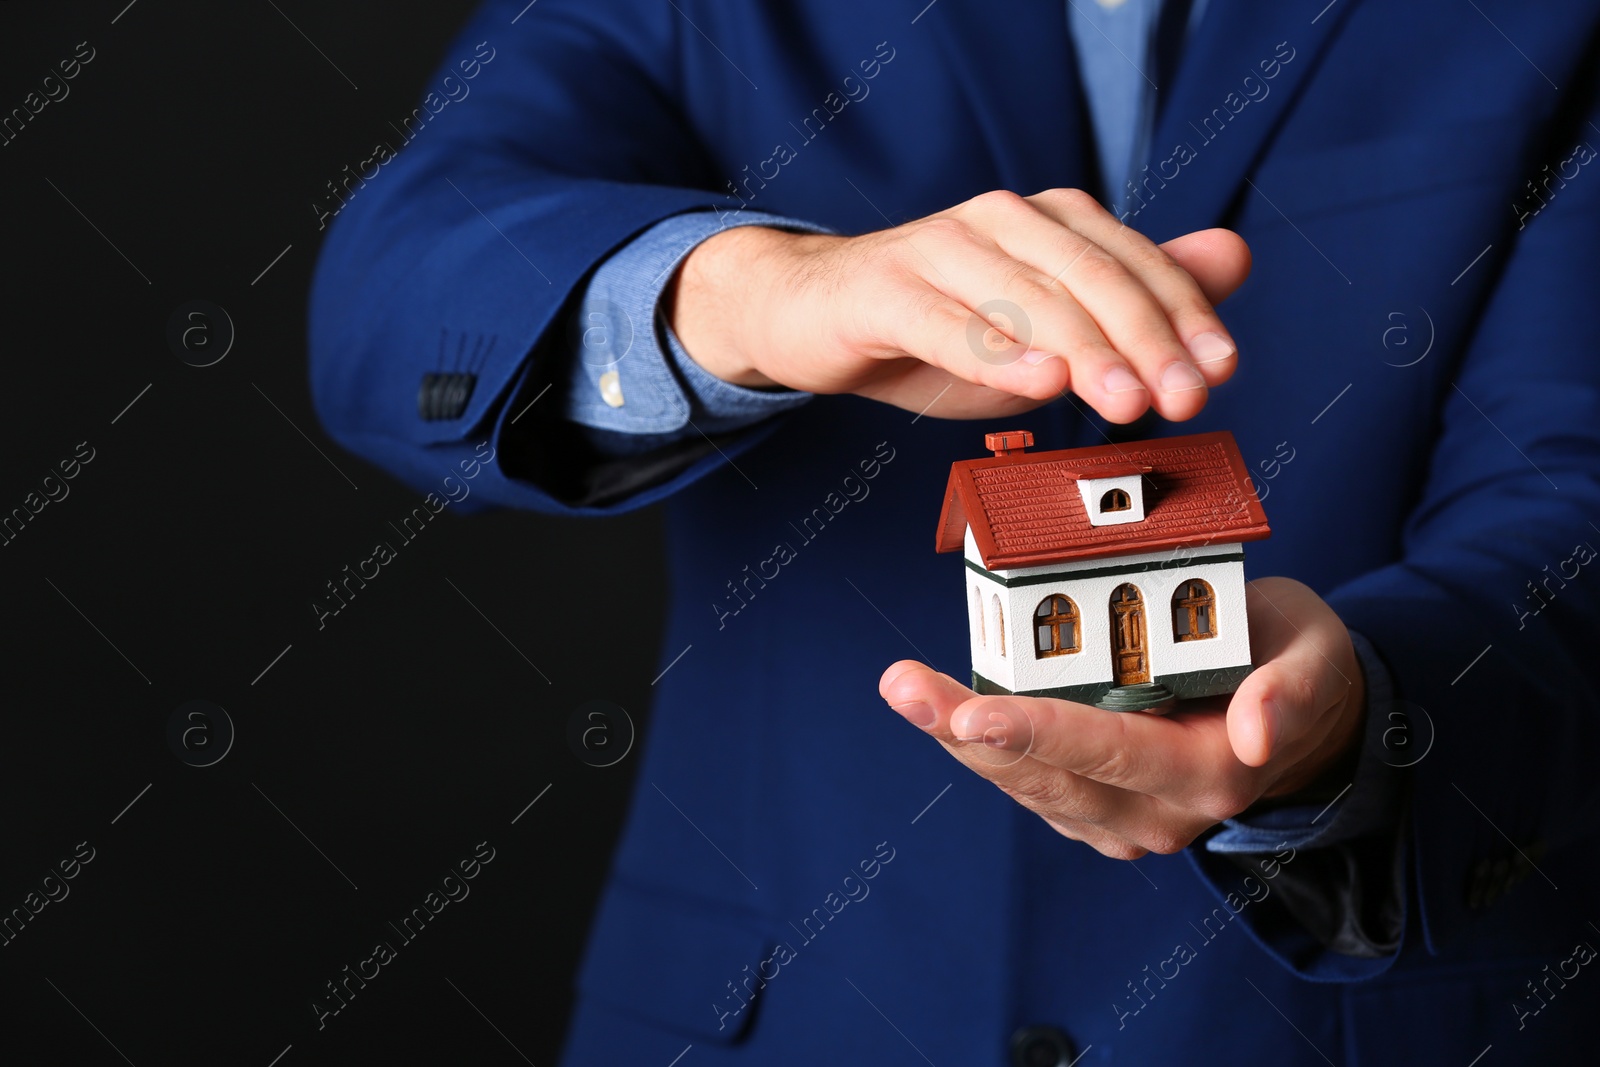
[1109,584,1149,685]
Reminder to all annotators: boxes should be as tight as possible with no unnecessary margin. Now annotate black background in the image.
[0,3,656,1063]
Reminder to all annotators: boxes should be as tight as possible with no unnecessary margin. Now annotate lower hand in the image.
[877,577,1366,859]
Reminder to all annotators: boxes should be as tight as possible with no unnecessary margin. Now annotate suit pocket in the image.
[574,878,776,1043]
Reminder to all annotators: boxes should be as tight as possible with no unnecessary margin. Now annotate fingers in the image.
[880,662,1252,834]
[892,189,1248,423]
[873,284,1077,405]
[1054,214,1241,392]
[852,361,1055,420]
[882,661,1203,791]
[889,228,1162,422]
[1159,228,1253,306]
[1025,192,1243,383]
[1009,190,1233,413]
[880,662,1195,851]
[946,693,1250,822]
[879,660,975,730]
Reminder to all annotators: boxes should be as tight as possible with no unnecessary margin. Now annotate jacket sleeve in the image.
[1190,77,1600,981]
[306,0,779,516]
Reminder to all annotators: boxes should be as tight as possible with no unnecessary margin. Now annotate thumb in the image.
[1160,228,1252,306]
[1225,675,1287,770]
[1224,578,1357,769]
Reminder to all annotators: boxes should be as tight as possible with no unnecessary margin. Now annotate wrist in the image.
[665,225,829,390]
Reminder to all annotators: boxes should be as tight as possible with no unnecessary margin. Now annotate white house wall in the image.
[965,561,1015,691]
[963,528,1251,696]
[1006,558,1249,694]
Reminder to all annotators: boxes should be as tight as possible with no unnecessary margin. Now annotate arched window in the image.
[972,586,985,647]
[993,594,1006,657]
[1034,594,1080,657]
[1100,488,1131,513]
[1173,579,1217,641]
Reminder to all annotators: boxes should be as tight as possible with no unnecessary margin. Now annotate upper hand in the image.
[667,188,1252,423]
[876,577,1366,859]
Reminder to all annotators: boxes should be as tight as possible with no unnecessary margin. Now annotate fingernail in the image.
[1187,331,1236,365]
[1160,361,1206,393]
[1260,698,1282,754]
[1020,348,1058,365]
[1104,365,1145,394]
[892,701,936,728]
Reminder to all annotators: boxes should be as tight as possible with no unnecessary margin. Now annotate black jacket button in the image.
[1010,1025,1077,1067]
[418,371,477,421]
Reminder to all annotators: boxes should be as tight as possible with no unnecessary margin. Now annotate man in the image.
[308,0,1600,1061]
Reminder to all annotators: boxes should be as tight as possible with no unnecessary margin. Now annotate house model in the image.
[936,429,1270,712]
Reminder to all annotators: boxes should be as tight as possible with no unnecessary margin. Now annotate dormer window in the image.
[1075,465,1151,527]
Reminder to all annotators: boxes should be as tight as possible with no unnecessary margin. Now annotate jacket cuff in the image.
[1185,630,1410,969]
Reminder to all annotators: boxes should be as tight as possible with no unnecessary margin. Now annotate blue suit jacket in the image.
[308,1,1600,1061]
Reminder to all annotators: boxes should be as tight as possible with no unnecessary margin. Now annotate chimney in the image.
[985,430,1033,457]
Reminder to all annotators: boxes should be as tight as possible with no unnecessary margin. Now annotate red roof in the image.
[936,430,1270,569]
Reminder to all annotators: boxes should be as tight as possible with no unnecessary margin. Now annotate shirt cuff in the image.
[1205,628,1404,854]
[561,210,832,441]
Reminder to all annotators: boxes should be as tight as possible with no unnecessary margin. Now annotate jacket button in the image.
[1466,843,1547,911]
[1010,1025,1076,1067]
[417,371,477,421]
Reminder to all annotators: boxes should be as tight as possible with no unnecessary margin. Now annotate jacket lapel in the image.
[1134,0,1367,238]
[915,0,1102,197]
